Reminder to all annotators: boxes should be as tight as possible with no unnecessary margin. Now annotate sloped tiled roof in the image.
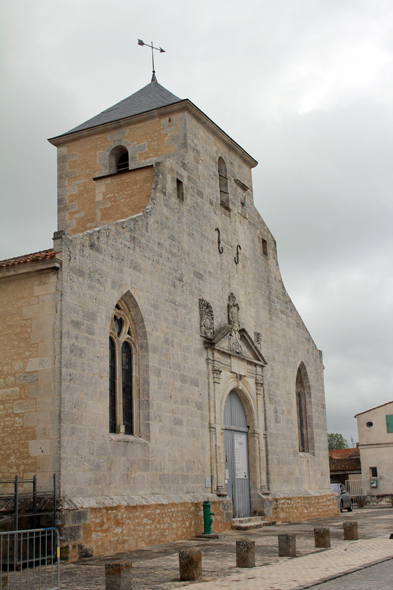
[0,249,55,268]
[63,79,182,136]
[329,448,361,472]
[355,400,393,417]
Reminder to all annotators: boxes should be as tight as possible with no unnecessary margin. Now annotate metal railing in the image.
[345,477,363,505]
[0,475,56,531]
[1,528,60,590]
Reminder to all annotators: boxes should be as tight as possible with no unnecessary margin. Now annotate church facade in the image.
[0,77,336,560]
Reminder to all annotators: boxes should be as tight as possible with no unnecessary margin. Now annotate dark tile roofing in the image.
[0,249,55,268]
[64,79,182,136]
[329,448,361,472]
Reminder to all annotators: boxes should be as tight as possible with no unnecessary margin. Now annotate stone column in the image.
[314,528,330,548]
[343,521,358,540]
[236,540,255,568]
[105,562,132,590]
[255,371,268,492]
[179,549,202,581]
[278,534,296,557]
[212,361,226,495]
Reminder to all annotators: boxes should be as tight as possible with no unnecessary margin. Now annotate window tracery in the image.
[109,300,138,435]
[296,367,309,453]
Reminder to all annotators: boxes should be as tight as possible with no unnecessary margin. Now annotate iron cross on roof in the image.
[138,39,166,82]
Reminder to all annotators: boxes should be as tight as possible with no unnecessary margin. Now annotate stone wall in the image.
[54,112,186,236]
[0,262,60,485]
[262,491,338,522]
[59,494,232,561]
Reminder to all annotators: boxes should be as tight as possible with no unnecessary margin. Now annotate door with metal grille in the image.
[223,390,251,517]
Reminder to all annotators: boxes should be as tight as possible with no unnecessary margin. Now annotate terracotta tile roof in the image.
[355,400,393,417]
[0,249,55,268]
[329,448,361,472]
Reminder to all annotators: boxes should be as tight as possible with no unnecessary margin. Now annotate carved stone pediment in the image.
[205,326,267,366]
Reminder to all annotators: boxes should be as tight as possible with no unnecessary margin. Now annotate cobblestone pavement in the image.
[311,559,393,590]
[59,507,393,589]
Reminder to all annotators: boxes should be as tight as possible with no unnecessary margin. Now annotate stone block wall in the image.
[262,491,338,522]
[58,494,232,561]
[0,263,60,485]
[55,112,186,236]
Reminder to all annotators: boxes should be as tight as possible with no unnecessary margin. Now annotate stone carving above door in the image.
[228,293,242,355]
[203,294,267,367]
[199,299,214,339]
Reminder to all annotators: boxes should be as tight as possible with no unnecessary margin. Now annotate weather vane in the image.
[138,39,165,81]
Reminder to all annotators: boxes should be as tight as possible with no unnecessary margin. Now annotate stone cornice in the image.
[48,100,258,169]
[0,257,61,280]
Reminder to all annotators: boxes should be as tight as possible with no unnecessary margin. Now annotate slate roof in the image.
[329,448,361,473]
[64,78,182,136]
[0,249,55,268]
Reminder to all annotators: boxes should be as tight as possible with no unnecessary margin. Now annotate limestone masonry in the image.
[0,77,336,559]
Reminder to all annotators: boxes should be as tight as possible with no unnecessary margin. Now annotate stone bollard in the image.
[278,534,296,557]
[105,562,132,590]
[236,539,256,568]
[314,528,331,548]
[2,575,7,590]
[343,521,358,541]
[179,548,202,581]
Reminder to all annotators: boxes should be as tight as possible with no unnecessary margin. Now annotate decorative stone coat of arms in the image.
[199,299,214,339]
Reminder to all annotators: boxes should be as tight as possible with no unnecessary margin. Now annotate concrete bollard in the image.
[278,534,296,557]
[343,521,358,540]
[236,539,256,568]
[179,548,202,581]
[105,562,132,590]
[314,527,331,548]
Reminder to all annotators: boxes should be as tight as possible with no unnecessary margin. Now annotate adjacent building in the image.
[356,401,393,499]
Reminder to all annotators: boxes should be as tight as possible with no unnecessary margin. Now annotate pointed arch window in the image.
[296,366,310,453]
[218,157,230,209]
[109,301,137,435]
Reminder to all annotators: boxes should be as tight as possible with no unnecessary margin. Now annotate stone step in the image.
[232,517,276,531]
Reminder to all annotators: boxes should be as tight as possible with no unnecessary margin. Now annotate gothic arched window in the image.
[109,300,137,434]
[218,157,229,209]
[296,366,309,453]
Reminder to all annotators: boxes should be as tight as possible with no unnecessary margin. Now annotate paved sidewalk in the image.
[190,536,393,590]
[59,507,393,589]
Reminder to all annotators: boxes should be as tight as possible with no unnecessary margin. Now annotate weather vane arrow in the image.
[138,39,165,82]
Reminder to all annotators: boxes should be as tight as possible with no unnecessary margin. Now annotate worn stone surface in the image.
[236,539,255,567]
[314,527,331,548]
[0,265,59,484]
[343,521,358,540]
[57,508,393,589]
[105,562,132,590]
[179,548,202,581]
[278,534,296,557]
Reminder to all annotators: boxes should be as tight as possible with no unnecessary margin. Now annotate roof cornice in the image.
[48,100,258,168]
[0,257,61,280]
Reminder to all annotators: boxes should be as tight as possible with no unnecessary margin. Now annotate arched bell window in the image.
[109,300,137,435]
[218,157,229,209]
[109,145,129,174]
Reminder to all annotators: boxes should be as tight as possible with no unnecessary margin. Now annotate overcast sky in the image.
[1,0,393,447]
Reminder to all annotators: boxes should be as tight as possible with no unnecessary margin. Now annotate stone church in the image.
[0,75,336,560]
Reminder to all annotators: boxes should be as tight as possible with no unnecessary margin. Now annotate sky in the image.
[1,0,393,447]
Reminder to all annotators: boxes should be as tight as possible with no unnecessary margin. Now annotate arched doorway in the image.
[223,390,251,517]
